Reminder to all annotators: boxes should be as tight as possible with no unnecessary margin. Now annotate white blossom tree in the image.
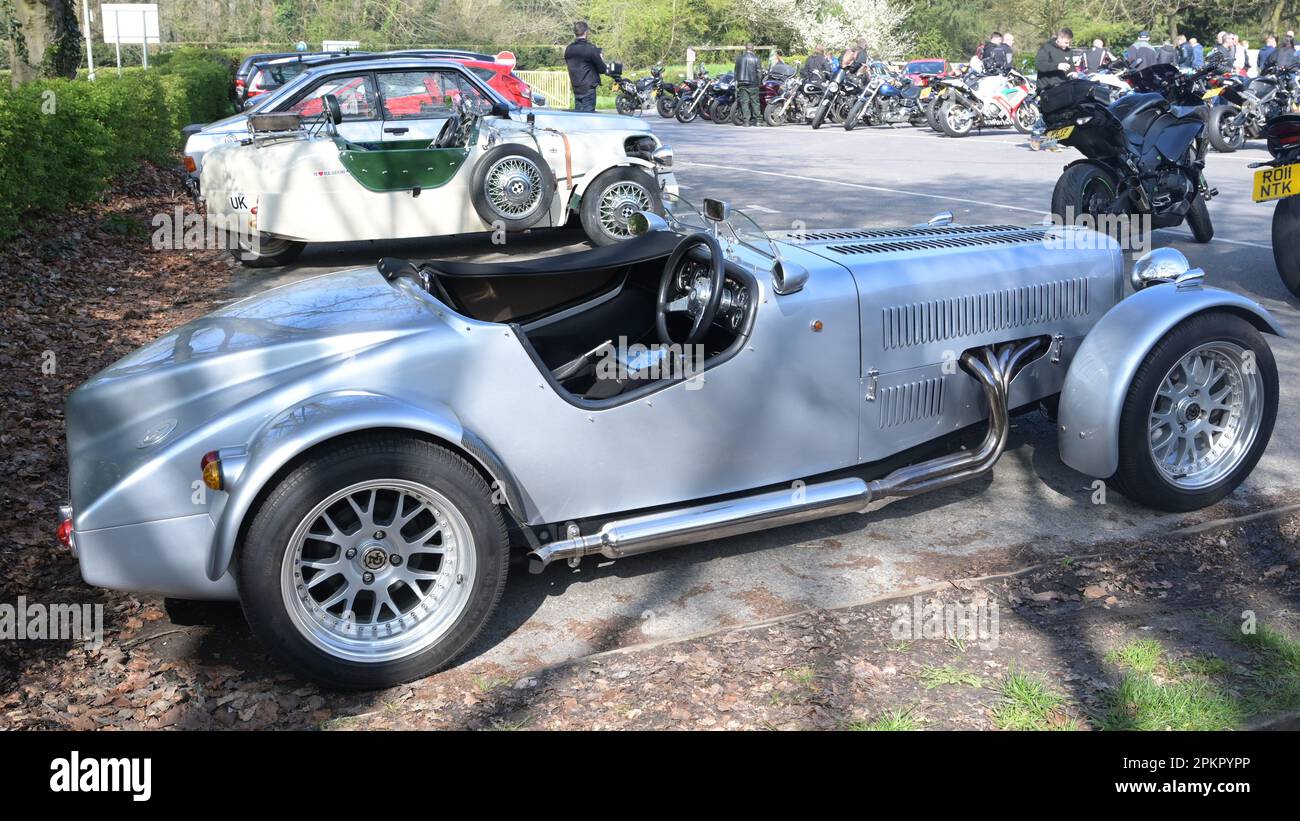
[742,0,914,58]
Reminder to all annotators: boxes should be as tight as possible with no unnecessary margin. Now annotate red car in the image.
[903,58,951,87]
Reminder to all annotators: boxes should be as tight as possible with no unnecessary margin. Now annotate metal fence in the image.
[516,70,571,107]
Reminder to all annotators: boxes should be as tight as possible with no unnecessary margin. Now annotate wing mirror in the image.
[1131,247,1202,290]
[322,93,344,126]
[772,257,809,295]
[702,198,731,222]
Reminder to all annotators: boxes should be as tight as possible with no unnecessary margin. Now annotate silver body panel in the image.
[62,222,1276,600]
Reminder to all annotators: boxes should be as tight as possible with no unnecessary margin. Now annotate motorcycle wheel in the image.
[830,98,850,124]
[843,99,866,131]
[1185,194,1214,243]
[924,96,943,131]
[764,102,787,127]
[615,96,636,116]
[938,100,976,137]
[675,102,699,123]
[1013,101,1039,134]
[656,97,677,118]
[1275,197,1300,297]
[1050,162,1121,229]
[1207,106,1247,152]
[709,99,732,124]
[810,99,830,130]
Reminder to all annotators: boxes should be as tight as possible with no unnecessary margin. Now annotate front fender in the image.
[1057,283,1283,478]
[207,391,525,581]
[572,156,659,198]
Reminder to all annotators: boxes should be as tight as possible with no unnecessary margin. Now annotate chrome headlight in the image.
[651,145,673,168]
[1130,247,1200,290]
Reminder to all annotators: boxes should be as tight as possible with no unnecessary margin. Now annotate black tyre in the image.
[1207,105,1247,152]
[938,99,976,137]
[843,99,865,131]
[675,100,699,123]
[1050,162,1120,227]
[228,232,305,268]
[923,94,942,131]
[1274,197,1300,297]
[1108,312,1277,512]
[469,143,555,231]
[709,98,733,124]
[580,166,664,246]
[810,98,831,130]
[656,96,676,118]
[615,95,637,116]
[1186,194,1214,243]
[764,100,787,127]
[238,435,510,689]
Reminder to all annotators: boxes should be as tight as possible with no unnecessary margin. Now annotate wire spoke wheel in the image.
[597,181,653,239]
[1147,342,1264,491]
[484,156,544,219]
[280,479,477,663]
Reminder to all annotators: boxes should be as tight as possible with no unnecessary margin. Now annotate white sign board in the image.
[101,4,160,45]
[322,40,361,52]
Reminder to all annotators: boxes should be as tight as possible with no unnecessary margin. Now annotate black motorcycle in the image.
[673,68,712,123]
[765,68,827,126]
[1207,67,1300,152]
[1042,55,1231,243]
[611,64,656,116]
[707,73,738,124]
[653,67,681,118]
[1253,113,1300,295]
[810,62,865,129]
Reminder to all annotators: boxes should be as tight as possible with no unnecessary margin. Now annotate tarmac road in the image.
[233,116,1300,674]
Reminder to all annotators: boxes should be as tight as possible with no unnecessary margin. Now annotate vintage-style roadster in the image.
[60,199,1280,687]
[200,65,676,267]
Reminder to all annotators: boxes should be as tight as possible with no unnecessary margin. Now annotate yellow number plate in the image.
[1254,163,1299,202]
[919,86,932,99]
[1046,125,1074,140]
[1203,87,1224,99]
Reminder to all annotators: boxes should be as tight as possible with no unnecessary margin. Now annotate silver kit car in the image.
[61,200,1280,687]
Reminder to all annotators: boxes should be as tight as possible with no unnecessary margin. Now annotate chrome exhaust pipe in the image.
[527,338,1045,573]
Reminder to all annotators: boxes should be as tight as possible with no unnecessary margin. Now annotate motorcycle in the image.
[844,62,927,130]
[1207,67,1300,152]
[651,66,682,118]
[810,62,866,129]
[1250,113,1300,295]
[673,68,712,123]
[1042,55,1231,243]
[937,66,1038,137]
[764,68,827,126]
[611,65,657,116]
[707,73,738,124]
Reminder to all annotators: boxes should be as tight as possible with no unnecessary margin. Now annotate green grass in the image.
[990,670,1080,730]
[1097,628,1300,730]
[918,664,982,690]
[847,707,924,731]
[1105,637,1164,675]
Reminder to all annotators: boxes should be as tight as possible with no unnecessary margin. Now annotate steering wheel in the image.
[657,232,726,346]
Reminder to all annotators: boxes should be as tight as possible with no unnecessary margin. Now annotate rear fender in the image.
[208,391,526,581]
[1057,284,1283,479]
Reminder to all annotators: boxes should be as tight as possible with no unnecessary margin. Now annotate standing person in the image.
[1259,36,1278,72]
[1242,39,1255,76]
[1035,27,1074,89]
[1155,38,1178,65]
[1213,32,1231,60]
[804,44,832,78]
[564,21,607,113]
[734,43,761,126]
[1125,31,1157,69]
[1268,35,1297,71]
[1190,37,1204,67]
[1175,35,1195,68]
[982,32,1007,71]
[840,43,859,69]
[1082,38,1110,71]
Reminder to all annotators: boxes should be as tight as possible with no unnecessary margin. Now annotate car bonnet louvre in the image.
[789,224,1023,243]
[825,228,1051,255]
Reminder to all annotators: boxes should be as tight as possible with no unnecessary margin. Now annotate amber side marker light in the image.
[183,155,197,173]
[201,451,223,491]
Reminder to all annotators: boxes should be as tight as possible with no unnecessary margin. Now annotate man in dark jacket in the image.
[1125,32,1157,69]
[1265,35,1297,71]
[1082,38,1111,71]
[734,43,761,126]
[983,32,1011,72]
[803,45,832,79]
[1259,36,1277,72]
[1035,28,1074,89]
[1175,35,1195,68]
[565,21,607,112]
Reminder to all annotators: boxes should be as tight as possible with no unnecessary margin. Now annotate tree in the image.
[5,0,81,86]
[742,0,914,57]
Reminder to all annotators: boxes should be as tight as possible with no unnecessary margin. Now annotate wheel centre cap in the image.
[361,546,388,572]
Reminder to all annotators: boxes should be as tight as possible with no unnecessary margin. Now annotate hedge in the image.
[0,49,233,238]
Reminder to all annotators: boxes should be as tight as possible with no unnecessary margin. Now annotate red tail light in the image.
[236,78,246,90]
[57,518,73,547]
[1266,118,1300,153]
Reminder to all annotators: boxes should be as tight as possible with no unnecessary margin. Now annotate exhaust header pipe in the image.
[528,338,1045,574]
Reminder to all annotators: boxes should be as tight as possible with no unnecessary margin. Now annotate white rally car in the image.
[199,57,676,266]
